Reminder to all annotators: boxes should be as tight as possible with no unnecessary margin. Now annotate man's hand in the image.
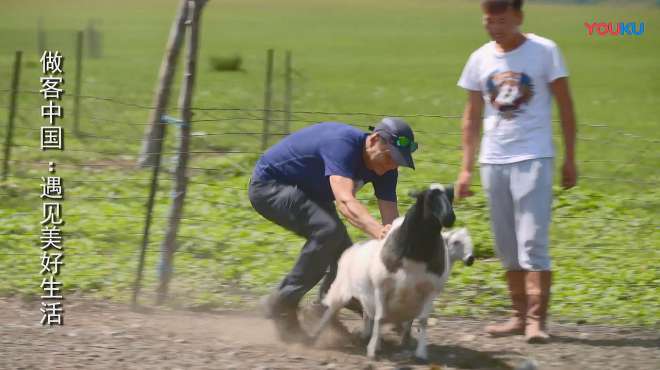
[378,224,392,240]
[562,159,578,189]
[456,170,475,200]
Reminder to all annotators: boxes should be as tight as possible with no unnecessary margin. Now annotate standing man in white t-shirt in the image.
[456,0,577,343]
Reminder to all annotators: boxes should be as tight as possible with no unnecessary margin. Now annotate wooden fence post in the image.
[156,0,207,305]
[132,0,190,309]
[283,50,292,135]
[73,31,83,137]
[2,51,22,181]
[138,0,189,168]
[37,18,46,56]
[261,49,274,151]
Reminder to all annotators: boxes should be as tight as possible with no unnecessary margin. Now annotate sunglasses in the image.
[393,135,418,153]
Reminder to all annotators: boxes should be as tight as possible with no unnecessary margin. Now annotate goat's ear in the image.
[445,184,455,204]
[409,188,427,201]
[430,190,456,227]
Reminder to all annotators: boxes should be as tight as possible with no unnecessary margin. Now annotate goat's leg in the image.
[367,288,386,359]
[311,301,343,344]
[414,297,435,363]
[400,320,413,347]
[414,318,429,363]
[361,311,374,343]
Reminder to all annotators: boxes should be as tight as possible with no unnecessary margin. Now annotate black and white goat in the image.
[312,184,474,361]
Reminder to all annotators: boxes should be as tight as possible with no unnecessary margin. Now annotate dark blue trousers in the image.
[248,178,353,308]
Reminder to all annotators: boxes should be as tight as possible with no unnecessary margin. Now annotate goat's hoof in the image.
[366,346,378,361]
[359,335,371,345]
[309,332,322,346]
[413,356,429,364]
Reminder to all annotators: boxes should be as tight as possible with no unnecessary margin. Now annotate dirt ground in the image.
[1,297,658,370]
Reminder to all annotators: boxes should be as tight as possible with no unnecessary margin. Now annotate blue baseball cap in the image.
[370,117,417,170]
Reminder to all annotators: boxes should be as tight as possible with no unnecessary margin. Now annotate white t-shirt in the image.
[457,33,568,164]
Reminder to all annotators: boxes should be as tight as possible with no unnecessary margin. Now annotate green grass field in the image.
[1,0,658,326]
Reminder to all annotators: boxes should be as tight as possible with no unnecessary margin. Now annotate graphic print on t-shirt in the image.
[486,71,535,120]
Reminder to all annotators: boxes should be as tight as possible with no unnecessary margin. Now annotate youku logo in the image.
[584,21,645,36]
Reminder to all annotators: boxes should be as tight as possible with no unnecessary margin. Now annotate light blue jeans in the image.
[480,158,553,271]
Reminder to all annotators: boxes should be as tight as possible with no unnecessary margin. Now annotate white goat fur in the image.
[317,222,473,360]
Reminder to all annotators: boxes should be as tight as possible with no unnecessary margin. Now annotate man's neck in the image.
[495,32,526,52]
[362,144,373,172]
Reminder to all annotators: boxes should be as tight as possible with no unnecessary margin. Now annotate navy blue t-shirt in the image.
[252,122,398,203]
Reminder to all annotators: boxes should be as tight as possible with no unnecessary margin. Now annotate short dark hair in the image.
[481,0,524,13]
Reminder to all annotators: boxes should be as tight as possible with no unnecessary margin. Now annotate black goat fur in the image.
[380,187,455,277]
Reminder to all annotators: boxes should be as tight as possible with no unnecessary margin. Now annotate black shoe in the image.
[260,291,279,319]
[273,306,311,344]
[261,292,310,343]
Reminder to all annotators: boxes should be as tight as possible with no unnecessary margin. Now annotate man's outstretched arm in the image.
[330,175,389,240]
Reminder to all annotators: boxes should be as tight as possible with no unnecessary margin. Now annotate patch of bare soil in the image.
[1,297,657,370]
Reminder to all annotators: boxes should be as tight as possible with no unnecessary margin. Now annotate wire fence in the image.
[1,84,658,325]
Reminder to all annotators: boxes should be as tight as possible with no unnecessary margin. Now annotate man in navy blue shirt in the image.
[248,117,417,342]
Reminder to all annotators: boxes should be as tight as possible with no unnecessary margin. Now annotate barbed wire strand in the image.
[0,89,657,142]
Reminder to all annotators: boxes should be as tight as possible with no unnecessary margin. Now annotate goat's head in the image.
[409,183,455,228]
[387,184,457,270]
[444,227,475,267]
